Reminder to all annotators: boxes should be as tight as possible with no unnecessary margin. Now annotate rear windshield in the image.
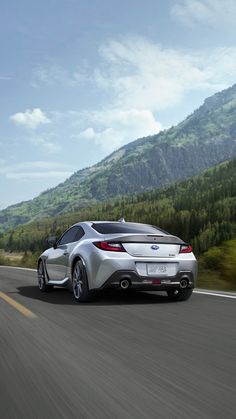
[92,222,165,235]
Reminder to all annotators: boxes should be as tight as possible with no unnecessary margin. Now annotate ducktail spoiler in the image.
[107,235,185,245]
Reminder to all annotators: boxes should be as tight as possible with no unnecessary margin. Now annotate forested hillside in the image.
[1,83,236,231]
[1,158,235,256]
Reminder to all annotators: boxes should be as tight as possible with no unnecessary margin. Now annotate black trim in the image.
[91,222,167,235]
[97,270,195,291]
[107,235,185,245]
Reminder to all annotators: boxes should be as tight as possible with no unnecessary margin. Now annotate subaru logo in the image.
[151,245,159,250]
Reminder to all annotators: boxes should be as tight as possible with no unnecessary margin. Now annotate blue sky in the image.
[1,0,236,209]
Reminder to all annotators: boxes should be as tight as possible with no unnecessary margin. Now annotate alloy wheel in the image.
[73,263,84,299]
[38,262,45,290]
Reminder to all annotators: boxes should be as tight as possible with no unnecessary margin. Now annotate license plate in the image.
[135,262,178,277]
[147,263,168,275]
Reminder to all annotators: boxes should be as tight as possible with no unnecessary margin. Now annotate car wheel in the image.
[167,288,192,301]
[37,261,53,292]
[72,260,92,302]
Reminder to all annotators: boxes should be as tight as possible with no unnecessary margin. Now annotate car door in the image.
[45,226,85,280]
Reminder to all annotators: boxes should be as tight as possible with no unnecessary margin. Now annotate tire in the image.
[37,260,53,292]
[72,260,93,302]
[167,288,193,302]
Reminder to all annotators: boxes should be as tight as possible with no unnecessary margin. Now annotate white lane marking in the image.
[194,290,236,299]
[0,265,36,272]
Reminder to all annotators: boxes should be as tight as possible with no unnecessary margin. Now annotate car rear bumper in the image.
[85,249,197,290]
[97,269,195,291]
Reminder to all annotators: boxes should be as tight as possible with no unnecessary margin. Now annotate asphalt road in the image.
[0,266,236,419]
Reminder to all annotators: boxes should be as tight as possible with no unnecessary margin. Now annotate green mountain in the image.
[1,157,236,255]
[1,83,236,231]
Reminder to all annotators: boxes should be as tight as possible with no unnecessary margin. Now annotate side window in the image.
[57,226,84,246]
[74,226,85,242]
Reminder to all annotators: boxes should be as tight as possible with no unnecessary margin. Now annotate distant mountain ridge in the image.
[1,83,236,231]
[1,157,236,255]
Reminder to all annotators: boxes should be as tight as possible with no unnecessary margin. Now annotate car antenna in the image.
[118,217,126,222]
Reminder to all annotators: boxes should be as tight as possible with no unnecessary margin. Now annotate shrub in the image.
[203,247,222,270]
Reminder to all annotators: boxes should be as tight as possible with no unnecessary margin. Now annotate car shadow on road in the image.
[16,285,172,305]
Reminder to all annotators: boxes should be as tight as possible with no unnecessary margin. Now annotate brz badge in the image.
[151,245,159,250]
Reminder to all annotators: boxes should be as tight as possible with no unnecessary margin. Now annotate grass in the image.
[0,250,24,266]
[197,261,236,291]
[0,250,40,269]
[3,251,23,261]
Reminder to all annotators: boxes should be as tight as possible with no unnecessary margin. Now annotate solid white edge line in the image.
[193,290,236,299]
[0,266,236,299]
[0,265,36,272]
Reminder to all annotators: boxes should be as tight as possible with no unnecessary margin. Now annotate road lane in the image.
[0,266,236,419]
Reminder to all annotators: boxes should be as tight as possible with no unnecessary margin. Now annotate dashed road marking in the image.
[0,291,37,318]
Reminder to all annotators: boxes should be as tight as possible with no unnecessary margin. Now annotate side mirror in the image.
[47,236,58,248]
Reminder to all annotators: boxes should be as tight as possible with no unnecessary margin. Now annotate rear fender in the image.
[71,255,88,286]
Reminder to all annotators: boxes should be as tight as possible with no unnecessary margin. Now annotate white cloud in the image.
[29,136,62,153]
[79,127,96,140]
[10,108,51,129]
[5,171,72,180]
[73,36,236,152]
[95,37,236,112]
[0,161,74,181]
[171,0,236,27]
[26,35,236,156]
[10,161,71,170]
[78,108,162,151]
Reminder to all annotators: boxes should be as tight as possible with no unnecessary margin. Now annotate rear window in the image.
[92,222,165,235]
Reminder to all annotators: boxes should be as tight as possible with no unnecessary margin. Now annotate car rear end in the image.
[86,222,197,294]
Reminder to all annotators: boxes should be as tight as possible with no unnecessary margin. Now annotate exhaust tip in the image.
[180,278,188,289]
[120,279,130,289]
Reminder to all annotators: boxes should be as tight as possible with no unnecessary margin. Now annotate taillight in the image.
[179,244,193,253]
[93,241,126,252]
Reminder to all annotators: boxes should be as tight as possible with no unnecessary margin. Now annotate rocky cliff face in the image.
[1,84,236,231]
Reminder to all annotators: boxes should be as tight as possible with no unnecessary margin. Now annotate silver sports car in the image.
[37,220,197,302]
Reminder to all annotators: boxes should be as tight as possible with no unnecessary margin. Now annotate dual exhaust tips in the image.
[120,278,189,289]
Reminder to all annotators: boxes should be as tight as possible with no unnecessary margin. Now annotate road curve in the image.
[0,266,236,419]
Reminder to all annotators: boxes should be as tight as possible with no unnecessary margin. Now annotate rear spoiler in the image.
[108,235,185,245]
